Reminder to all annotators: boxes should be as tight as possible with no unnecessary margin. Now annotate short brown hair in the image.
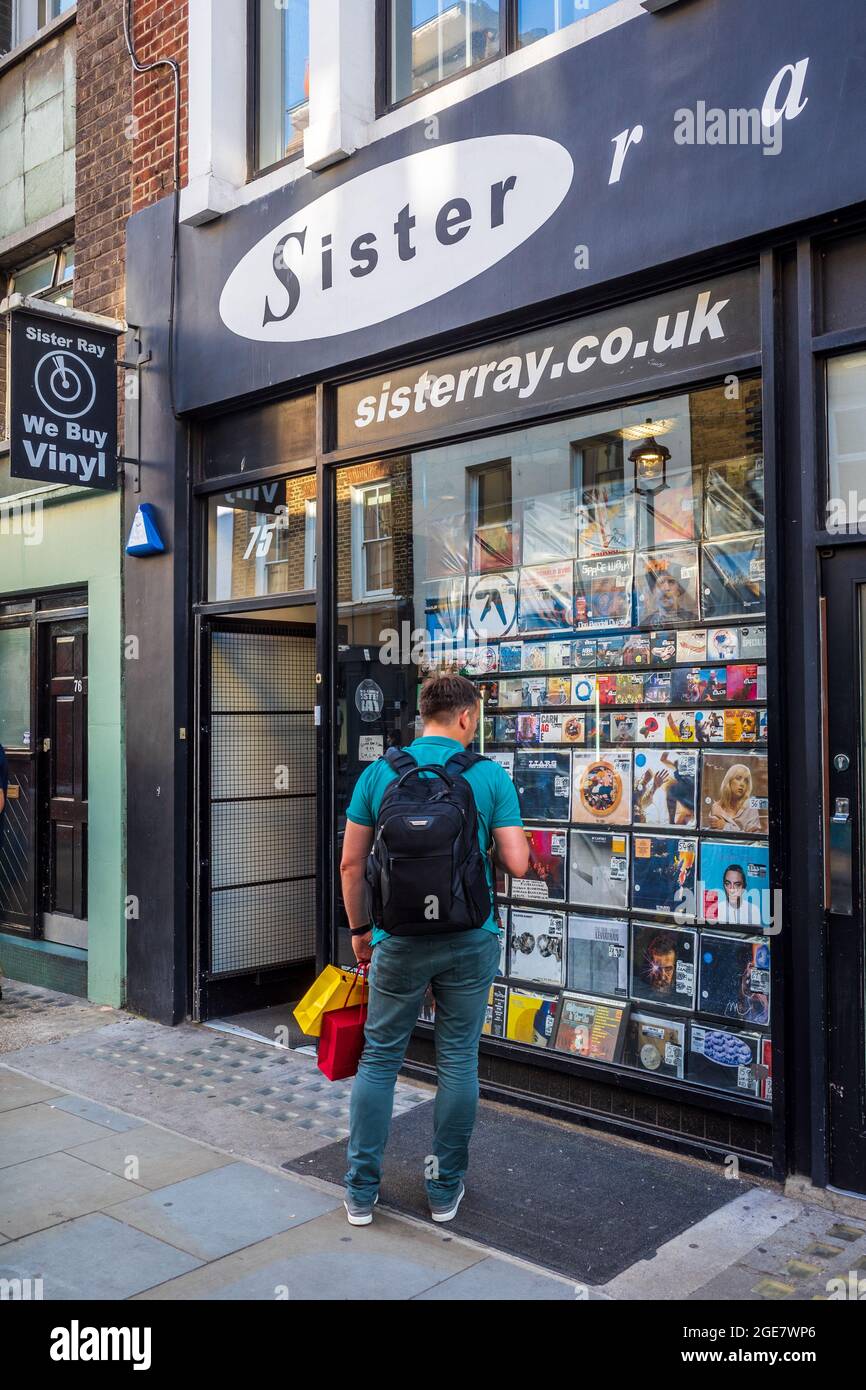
[419,673,480,723]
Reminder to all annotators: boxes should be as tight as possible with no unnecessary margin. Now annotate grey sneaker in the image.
[344,1192,379,1226]
[429,1181,465,1224]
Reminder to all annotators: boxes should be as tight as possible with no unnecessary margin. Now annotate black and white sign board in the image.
[10,309,118,492]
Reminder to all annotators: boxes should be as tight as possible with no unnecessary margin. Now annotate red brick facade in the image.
[129,0,189,214]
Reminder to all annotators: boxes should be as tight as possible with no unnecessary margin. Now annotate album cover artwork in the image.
[584,713,611,746]
[518,561,575,636]
[468,570,519,639]
[633,750,699,829]
[578,489,636,558]
[522,641,549,671]
[698,933,771,1025]
[610,712,638,745]
[670,667,727,704]
[700,839,771,929]
[569,830,630,910]
[634,711,666,743]
[545,676,572,706]
[497,679,524,709]
[725,665,764,702]
[476,679,499,708]
[637,469,700,547]
[482,715,496,746]
[520,676,548,708]
[635,547,701,628]
[624,1012,686,1078]
[707,627,738,662]
[630,922,698,1009]
[566,914,629,998]
[704,456,765,538]
[553,993,630,1063]
[758,709,768,741]
[632,835,698,917]
[616,673,645,706]
[514,751,571,822]
[650,631,677,665]
[596,636,625,669]
[539,712,586,745]
[505,988,558,1048]
[473,520,519,574]
[623,633,652,667]
[643,672,672,706]
[701,536,765,619]
[494,714,518,742]
[688,1024,762,1095]
[511,828,567,902]
[521,490,579,565]
[700,751,769,834]
[463,645,499,676]
[739,625,767,660]
[486,750,515,778]
[546,639,574,670]
[598,675,618,707]
[423,577,467,646]
[516,713,541,745]
[482,982,509,1038]
[573,637,599,669]
[675,627,708,664]
[664,711,697,743]
[574,555,634,629]
[571,751,633,826]
[723,708,760,743]
[499,641,524,673]
[694,709,726,744]
[510,909,566,987]
[494,864,509,900]
[571,675,598,706]
[760,1036,772,1102]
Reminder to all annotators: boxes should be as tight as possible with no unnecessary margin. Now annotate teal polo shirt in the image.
[345,735,523,944]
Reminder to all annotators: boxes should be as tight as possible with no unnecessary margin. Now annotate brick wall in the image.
[130,0,188,213]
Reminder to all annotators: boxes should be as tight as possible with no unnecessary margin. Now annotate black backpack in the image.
[365,746,493,937]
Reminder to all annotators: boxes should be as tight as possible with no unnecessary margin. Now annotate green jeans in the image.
[344,927,502,1206]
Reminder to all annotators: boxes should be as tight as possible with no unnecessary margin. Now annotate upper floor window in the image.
[1,0,75,55]
[352,480,394,600]
[254,0,310,173]
[386,0,622,106]
[8,245,74,307]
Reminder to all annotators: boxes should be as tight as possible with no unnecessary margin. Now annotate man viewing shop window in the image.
[340,674,528,1226]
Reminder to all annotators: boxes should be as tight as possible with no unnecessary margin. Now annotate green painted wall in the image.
[0,481,125,1006]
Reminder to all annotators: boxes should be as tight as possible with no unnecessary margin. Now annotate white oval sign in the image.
[219,135,574,343]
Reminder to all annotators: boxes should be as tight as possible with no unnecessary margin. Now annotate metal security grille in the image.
[207,625,317,976]
[0,758,35,929]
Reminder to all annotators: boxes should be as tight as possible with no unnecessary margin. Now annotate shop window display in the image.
[335,379,771,1102]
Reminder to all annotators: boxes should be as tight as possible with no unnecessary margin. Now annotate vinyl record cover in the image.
[637,469,700,547]
[700,840,771,928]
[723,708,760,743]
[610,712,638,745]
[520,676,548,708]
[545,676,572,706]
[516,713,541,745]
[473,520,519,574]
[494,714,518,743]
[643,672,672,705]
[463,645,499,676]
[521,490,579,565]
[540,712,586,745]
[505,989,558,1048]
[634,711,666,743]
[624,1012,686,1078]
[635,547,701,628]
[630,922,698,1009]
[476,679,499,708]
[739,625,767,660]
[670,667,727,704]
[546,639,575,670]
[553,992,630,1063]
[522,641,549,671]
[497,679,524,709]
[631,835,698,917]
[571,674,598,706]
[578,489,636,558]
[616,673,645,705]
[725,664,760,702]
[482,715,496,746]
[518,561,575,636]
[633,750,698,828]
[623,633,652,667]
[569,830,630,909]
[700,752,769,834]
[573,637,599,669]
[423,577,466,646]
[650,631,677,665]
[512,828,567,902]
[514,750,571,822]
[704,456,765,538]
[698,933,771,1025]
[571,751,633,826]
[574,555,634,629]
[694,709,726,744]
[499,641,524,672]
[596,636,625,668]
[485,750,515,778]
[566,914,629,997]
[468,570,519,639]
[598,675,618,707]
[707,627,739,662]
[675,628,708,663]
[688,1024,762,1095]
[510,909,566,986]
[701,535,766,619]
[584,712,611,746]
[482,982,509,1037]
[664,711,697,743]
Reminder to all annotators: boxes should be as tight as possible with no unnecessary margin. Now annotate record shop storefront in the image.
[124,0,866,1194]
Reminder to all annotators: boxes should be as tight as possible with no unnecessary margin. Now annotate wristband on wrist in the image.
[350,923,373,937]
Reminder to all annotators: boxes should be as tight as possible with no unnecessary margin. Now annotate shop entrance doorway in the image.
[195,614,317,1023]
[823,545,866,1195]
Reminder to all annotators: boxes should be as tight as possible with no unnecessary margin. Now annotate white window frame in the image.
[304,497,317,591]
[351,480,394,601]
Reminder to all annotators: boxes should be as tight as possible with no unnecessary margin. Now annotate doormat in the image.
[284,1100,752,1285]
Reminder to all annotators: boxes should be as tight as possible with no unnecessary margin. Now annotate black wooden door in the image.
[38,619,88,921]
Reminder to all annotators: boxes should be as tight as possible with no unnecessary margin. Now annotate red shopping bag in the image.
[317,965,369,1081]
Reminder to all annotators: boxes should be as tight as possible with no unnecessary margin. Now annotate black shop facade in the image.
[123,0,866,1196]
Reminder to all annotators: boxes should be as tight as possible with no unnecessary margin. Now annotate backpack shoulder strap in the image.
[445,749,484,777]
[384,746,417,777]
